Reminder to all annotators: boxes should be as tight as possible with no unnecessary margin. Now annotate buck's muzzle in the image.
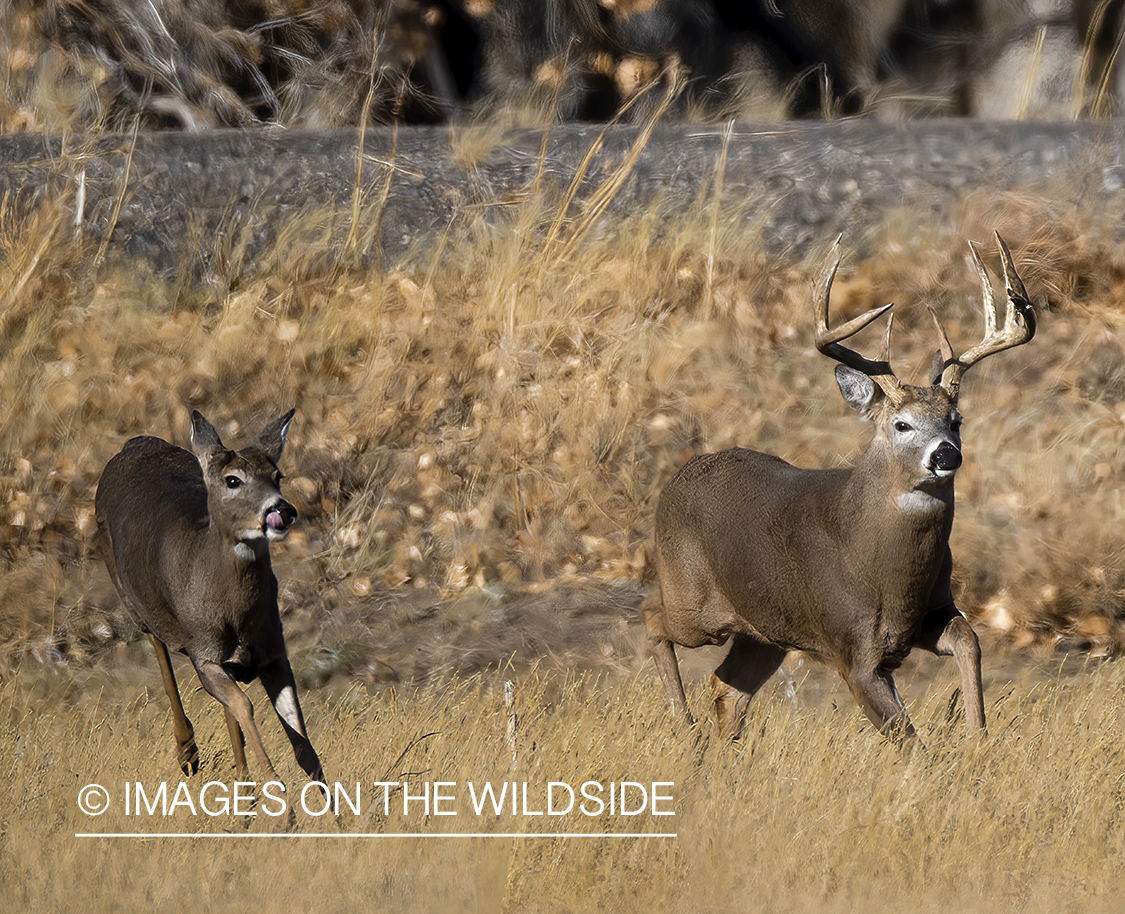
[929,443,962,473]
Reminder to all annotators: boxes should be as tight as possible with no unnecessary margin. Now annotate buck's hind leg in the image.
[917,608,986,734]
[711,635,787,740]
[642,590,694,730]
[260,657,325,783]
[150,635,199,775]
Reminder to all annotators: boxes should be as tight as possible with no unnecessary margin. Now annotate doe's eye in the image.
[894,421,912,433]
[224,475,242,489]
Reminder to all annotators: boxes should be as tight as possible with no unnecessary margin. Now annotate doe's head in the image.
[190,409,298,551]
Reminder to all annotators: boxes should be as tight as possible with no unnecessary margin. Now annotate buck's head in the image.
[816,233,1035,493]
[190,409,298,558]
[835,370,963,491]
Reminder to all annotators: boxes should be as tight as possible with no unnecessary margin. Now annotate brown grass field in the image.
[2,112,1125,910]
[5,651,1125,913]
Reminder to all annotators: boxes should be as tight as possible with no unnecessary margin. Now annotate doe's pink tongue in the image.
[266,510,286,531]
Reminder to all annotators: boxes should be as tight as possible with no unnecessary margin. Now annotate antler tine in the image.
[968,240,998,341]
[996,231,1036,334]
[879,311,894,362]
[928,305,955,385]
[813,237,899,385]
[928,305,954,365]
[939,234,1037,397]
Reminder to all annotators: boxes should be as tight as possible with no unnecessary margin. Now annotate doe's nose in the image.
[266,500,297,531]
[929,443,962,473]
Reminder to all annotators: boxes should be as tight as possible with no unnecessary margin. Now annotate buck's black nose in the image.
[929,443,962,472]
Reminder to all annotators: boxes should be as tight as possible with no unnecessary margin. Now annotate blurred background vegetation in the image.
[1,1,1125,693]
[2,0,1124,134]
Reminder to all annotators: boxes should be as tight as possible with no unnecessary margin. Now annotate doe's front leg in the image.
[259,657,325,783]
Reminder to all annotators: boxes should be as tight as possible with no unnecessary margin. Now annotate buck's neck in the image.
[831,442,957,621]
[845,441,956,541]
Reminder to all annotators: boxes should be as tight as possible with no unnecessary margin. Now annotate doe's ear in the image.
[835,365,882,417]
[257,409,295,464]
[190,410,225,465]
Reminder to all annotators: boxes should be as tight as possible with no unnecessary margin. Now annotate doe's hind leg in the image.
[711,635,787,740]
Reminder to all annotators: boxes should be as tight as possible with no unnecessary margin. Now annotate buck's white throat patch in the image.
[896,490,951,513]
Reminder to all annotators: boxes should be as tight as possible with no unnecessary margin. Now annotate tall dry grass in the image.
[3,653,1125,913]
[0,109,1124,913]
[2,0,1121,132]
[2,123,1125,691]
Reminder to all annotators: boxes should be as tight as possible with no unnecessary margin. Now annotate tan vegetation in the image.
[0,0,452,132]
[2,31,1125,907]
[2,125,1125,691]
[4,652,1125,912]
[2,0,1121,131]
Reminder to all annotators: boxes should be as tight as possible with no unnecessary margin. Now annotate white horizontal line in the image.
[76,832,677,839]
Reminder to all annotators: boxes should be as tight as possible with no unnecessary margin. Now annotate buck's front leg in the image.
[917,607,986,734]
[260,657,325,783]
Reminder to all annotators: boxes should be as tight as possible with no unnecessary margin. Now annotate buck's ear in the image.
[190,410,225,464]
[835,365,881,416]
[257,409,295,464]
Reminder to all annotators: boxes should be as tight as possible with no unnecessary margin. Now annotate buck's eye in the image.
[894,421,912,433]
[224,475,242,489]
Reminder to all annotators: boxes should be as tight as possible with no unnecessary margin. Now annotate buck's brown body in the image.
[643,234,1035,739]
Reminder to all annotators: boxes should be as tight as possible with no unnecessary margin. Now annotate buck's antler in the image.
[814,236,902,398]
[932,232,1036,398]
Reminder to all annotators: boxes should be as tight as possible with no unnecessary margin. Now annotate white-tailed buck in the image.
[642,233,1035,740]
[95,410,324,783]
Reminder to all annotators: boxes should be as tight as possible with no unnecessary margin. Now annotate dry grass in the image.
[0,88,1123,912]
[2,0,1120,131]
[3,123,1125,686]
[2,116,1125,908]
[4,652,1125,913]
[0,0,450,132]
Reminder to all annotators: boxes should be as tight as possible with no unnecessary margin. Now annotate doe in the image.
[642,234,1035,740]
[95,409,324,783]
